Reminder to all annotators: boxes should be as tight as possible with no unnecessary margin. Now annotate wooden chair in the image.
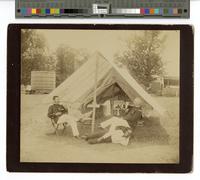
[50,118,68,136]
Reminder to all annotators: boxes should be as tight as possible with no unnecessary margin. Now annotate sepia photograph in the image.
[20,28,180,164]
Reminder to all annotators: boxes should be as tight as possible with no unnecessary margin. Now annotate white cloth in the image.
[102,130,130,146]
[57,114,79,136]
[101,117,130,130]
[101,117,130,146]
[102,100,111,116]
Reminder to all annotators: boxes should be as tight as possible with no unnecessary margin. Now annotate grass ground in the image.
[20,94,179,163]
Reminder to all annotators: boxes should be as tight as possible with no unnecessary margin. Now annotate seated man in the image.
[84,117,132,146]
[47,96,80,138]
[123,97,143,131]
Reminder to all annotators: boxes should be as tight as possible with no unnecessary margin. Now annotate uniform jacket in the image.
[123,106,142,129]
[47,104,68,123]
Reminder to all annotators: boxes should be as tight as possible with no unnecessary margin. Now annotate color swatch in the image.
[18,7,186,17]
[16,0,190,18]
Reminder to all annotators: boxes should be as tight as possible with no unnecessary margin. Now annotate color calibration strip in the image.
[18,7,186,17]
[16,0,189,18]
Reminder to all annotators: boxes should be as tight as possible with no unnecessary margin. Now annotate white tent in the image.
[42,52,166,116]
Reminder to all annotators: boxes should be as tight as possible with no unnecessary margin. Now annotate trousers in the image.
[57,114,79,136]
[86,130,112,144]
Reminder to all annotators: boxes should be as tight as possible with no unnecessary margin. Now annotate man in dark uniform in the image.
[123,98,143,131]
[48,96,80,137]
[48,96,68,123]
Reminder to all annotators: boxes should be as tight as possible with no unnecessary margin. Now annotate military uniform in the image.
[123,106,142,130]
[47,103,79,136]
[48,104,68,123]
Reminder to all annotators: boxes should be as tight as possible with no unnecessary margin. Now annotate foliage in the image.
[21,29,56,85]
[115,31,166,88]
[55,45,89,86]
[21,30,89,87]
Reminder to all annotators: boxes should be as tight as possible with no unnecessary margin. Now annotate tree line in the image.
[21,29,89,87]
[21,29,165,88]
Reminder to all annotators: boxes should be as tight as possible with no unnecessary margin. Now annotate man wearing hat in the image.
[123,97,143,131]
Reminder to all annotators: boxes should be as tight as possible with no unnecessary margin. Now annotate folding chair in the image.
[50,118,68,136]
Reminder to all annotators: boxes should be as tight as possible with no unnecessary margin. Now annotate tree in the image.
[115,31,166,88]
[55,45,89,86]
[21,30,56,85]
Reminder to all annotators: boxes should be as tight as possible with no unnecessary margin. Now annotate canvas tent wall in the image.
[42,52,166,116]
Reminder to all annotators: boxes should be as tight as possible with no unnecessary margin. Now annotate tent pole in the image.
[91,56,98,133]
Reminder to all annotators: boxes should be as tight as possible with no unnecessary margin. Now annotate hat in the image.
[133,97,143,107]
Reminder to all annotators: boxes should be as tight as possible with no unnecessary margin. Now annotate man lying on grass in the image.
[83,98,143,146]
[83,117,132,146]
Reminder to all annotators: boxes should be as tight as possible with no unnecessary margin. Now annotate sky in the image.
[37,29,180,76]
